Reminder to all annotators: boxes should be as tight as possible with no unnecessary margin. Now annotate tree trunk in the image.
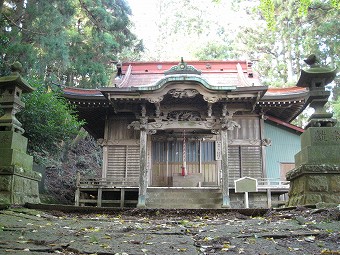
[0,0,4,11]
[286,47,294,83]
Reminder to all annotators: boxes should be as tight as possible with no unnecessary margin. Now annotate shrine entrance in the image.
[151,138,219,187]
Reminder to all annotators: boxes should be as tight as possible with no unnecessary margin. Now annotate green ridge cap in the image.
[137,75,237,91]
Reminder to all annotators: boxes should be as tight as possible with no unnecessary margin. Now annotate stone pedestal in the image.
[0,131,41,204]
[286,127,340,206]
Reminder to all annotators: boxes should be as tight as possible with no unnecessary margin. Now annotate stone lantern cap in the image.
[0,62,34,93]
[297,66,337,88]
[296,55,337,89]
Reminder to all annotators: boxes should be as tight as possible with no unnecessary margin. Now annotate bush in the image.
[18,84,84,164]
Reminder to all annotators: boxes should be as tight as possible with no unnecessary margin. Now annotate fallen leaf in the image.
[288,247,300,251]
[304,236,315,242]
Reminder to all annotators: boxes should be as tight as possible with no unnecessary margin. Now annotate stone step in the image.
[147,203,222,209]
[146,188,222,209]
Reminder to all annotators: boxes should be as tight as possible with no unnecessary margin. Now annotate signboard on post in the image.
[235,177,258,193]
[235,177,258,208]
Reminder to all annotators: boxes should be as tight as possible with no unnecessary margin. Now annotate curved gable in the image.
[141,75,237,92]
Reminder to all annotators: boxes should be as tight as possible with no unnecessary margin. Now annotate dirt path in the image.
[0,205,339,254]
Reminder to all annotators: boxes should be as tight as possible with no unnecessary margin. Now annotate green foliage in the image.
[17,82,84,164]
[332,97,340,122]
[194,41,240,60]
[232,0,340,88]
[331,0,340,9]
[1,0,142,88]
[298,0,312,16]
[259,0,340,29]
[331,79,340,122]
[259,0,275,29]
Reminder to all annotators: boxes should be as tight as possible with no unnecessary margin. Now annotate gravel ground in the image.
[0,205,339,255]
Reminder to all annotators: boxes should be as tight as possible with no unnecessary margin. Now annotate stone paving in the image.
[0,205,339,255]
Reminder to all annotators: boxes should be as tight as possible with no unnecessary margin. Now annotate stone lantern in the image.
[287,55,339,206]
[0,62,34,133]
[0,62,41,205]
[296,54,337,128]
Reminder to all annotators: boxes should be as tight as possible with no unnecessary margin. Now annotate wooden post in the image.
[75,189,80,206]
[221,128,230,208]
[97,188,102,207]
[75,172,80,206]
[137,128,148,208]
[267,188,272,208]
[244,192,249,208]
[120,188,125,208]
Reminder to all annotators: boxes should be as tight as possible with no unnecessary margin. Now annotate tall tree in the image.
[259,0,340,30]
[0,0,142,88]
[66,0,140,87]
[231,0,339,86]
[133,0,244,61]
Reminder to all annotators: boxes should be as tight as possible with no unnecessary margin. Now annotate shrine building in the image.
[63,59,309,208]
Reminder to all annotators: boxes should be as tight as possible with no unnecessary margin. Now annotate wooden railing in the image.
[257,178,290,190]
[76,173,139,188]
[76,174,289,191]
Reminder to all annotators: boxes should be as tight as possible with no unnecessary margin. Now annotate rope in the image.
[182,130,187,176]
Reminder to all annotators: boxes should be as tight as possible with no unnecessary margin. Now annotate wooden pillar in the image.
[221,128,231,208]
[120,188,125,208]
[97,188,102,207]
[102,146,108,178]
[219,107,240,208]
[75,172,80,206]
[137,128,148,208]
[101,118,109,179]
[267,188,272,208]
[259,118,267,178]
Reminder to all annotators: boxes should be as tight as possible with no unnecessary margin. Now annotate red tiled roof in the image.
[266,87,307,95]
[114,60,260,88]
[120,60,249,74]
